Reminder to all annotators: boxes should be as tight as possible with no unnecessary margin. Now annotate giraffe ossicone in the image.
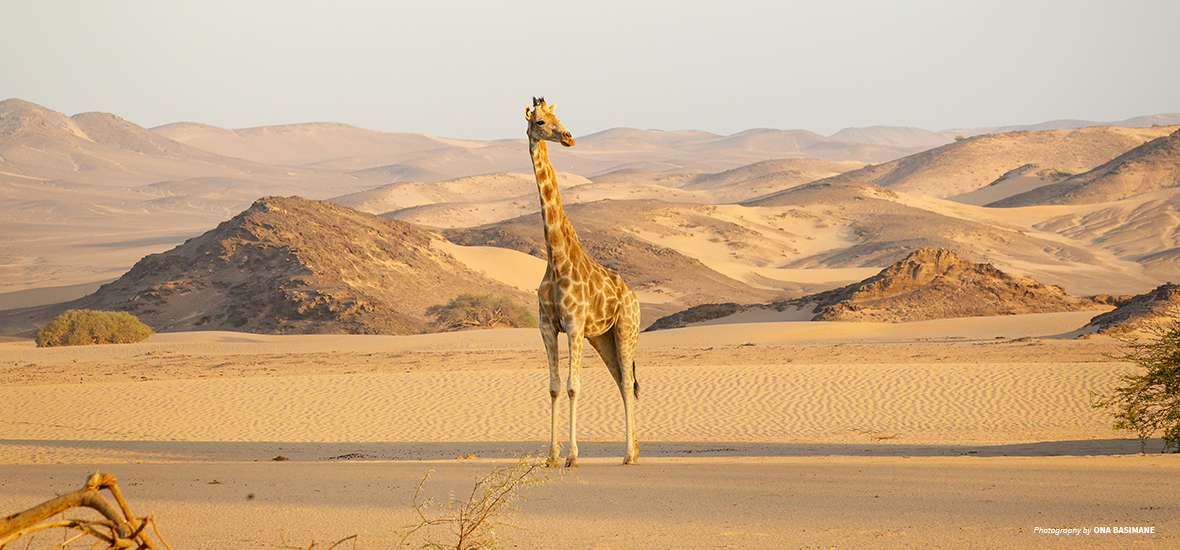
[525,97,641,466]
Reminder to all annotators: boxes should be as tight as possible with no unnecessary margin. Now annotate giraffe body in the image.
[525,98,640,466]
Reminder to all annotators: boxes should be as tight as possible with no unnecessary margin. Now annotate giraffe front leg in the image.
[541,325,562,468]
[566,329,584,468]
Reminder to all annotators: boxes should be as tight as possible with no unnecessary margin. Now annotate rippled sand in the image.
[1,313,1174,548]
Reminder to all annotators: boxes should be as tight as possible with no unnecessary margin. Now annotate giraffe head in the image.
[525,97,575,147]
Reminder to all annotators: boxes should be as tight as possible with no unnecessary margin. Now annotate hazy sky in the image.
[3,1,1178,140]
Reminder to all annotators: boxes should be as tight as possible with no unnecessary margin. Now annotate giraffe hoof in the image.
[624,447,640,465]
[565,456,579,468]
[546,456,562,468]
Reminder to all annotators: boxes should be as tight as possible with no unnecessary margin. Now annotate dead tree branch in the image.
[0,473,171,550]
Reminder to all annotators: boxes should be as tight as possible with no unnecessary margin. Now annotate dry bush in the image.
[398,455,563,549]
[426,294,537,332]
[36,309,153,347]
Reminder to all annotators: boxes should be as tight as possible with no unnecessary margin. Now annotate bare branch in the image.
[0,473,169,550]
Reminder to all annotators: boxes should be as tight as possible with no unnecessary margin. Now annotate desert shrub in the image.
[35,309,153,347]
[427,294,537,332]
[1093,319,1180,452]
[954,134,966,141]
[398,455,562,550]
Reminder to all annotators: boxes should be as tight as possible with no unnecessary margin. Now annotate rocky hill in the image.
[990,127,1180,206]
[1084,283,1180,335]
[647,249,1112,329]
[1,196,531,335]
[795,248,1110,322]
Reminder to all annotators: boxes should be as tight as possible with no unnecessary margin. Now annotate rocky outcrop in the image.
[1085,283,1180,335]
[794,248,1106,322]
[643,303,747,331]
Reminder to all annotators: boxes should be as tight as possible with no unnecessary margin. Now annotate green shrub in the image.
[1093,319,1180,452]
[36,309,154,347]
[427,294,537,332]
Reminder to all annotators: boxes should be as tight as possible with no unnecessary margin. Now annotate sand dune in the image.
[824,125,1176,198]
[993,127,1180,206]
[330,172,590,216]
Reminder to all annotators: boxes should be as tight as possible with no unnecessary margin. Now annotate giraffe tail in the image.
[632,360,639,399]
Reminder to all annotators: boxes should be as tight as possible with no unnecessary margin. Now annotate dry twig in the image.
[397,455,563,550]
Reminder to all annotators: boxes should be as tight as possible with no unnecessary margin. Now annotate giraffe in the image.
[525,97,641,467]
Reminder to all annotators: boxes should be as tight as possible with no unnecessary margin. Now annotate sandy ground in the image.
[2,312,1176,548]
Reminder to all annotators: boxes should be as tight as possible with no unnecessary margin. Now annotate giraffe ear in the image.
[544,103,556,114]
[524,106,533,120]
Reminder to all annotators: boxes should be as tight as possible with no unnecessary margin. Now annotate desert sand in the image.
[2,313,1176,549]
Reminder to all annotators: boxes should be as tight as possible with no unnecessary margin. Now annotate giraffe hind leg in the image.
[615,302,641,465]
[589,326,639,464]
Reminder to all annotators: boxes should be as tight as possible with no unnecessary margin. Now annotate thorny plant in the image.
[1093,318,1180,453]
[397,454,567,550]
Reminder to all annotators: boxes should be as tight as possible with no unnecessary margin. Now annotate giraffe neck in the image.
[530,138,581,272]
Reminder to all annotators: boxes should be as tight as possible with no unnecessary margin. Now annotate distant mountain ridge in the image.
[939,113,1180,140]
[804,125,1176,199]
[155,121,920,179]
[989,127,1180,206]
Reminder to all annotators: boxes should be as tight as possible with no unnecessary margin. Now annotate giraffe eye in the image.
[536,120,545,126]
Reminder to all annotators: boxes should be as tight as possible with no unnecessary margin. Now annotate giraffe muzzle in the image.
[560,133,575,147]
